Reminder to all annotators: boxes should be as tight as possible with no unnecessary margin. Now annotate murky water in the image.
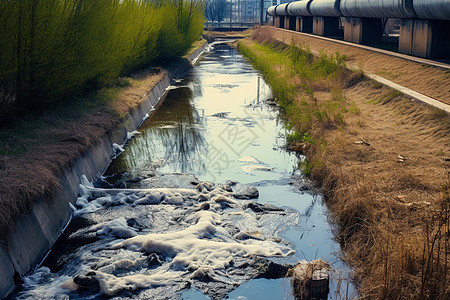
[12,43,356,299]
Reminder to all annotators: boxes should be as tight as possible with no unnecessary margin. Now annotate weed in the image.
[301,84,315,100]
[348,105,361,115]
[371,80,384,89]
[286,131,302,143]
[302,132,314,144]
[299,160,312,177]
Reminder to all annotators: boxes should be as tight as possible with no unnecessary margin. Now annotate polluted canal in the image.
[14,42,356,299]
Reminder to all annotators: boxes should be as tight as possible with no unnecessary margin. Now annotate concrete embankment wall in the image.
[0,40,208,299]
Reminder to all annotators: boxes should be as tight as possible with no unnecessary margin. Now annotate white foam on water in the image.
[212,195,239,206]
[238,156,261,164]
[134,191,165,205]
[142,112,150,123]
[112,143,124,158]
[166,85,179,91]
[91,218,138,238]
[126,130,141,142]
[17,267,73,300]
[99,210,294,295]
[93,270,183,297]
[240,165,273,173]
[20,174,297,299]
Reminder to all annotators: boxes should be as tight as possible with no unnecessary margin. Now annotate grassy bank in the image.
[0,29,206,242]
[0,68,168,238]
[0,0,204,125]
[238,27,450,299]
[0,0,204,238]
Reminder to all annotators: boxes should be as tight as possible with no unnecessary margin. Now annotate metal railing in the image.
[204,21,260,30]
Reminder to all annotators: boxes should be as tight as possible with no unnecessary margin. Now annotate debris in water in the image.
[211,112,230,118]
[18,173,297,299]
[288,259,330,300]
[287,142,309,153]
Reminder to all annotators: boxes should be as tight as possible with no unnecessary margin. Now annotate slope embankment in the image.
[0,41,208,299]
[238,28,449,299]
[263,26,450,107]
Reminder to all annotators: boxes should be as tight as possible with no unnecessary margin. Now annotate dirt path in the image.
[265,26,450,106]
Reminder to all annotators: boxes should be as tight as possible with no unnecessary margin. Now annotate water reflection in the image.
[105,86,207,177]
[106,44,275,183]
[101,43,357,298]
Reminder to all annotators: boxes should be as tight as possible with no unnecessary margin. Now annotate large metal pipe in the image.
[309,0,341,17]
[340,0,415,19]
[269,0,450,21]
[275,3,291,16]
[287,0,313,16]
[413,0,450,20]
[267,5,277,16]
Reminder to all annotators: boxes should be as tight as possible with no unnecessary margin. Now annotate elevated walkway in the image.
[204,22,259,31]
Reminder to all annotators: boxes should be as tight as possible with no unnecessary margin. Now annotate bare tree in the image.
[205,0,230,22]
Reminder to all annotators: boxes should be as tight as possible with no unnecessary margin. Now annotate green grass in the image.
[349,104,361,115]
[238,40,351,137]
[299,160,312,177]
[286,131,302,143]
[238,37,363,183]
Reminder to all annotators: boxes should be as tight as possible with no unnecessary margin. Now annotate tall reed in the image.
[0,0,204,125]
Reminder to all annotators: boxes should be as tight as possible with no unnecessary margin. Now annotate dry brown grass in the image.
[111,71,164,116]
[241,28,450,299]
[0,70,165,239]
[183,38,207,58]
[313,84,450,299]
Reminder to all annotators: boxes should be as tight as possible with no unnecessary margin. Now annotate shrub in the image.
[156,0,205,61]
[0,0,204,125]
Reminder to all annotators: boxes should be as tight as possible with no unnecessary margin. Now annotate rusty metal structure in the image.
[266,0,450,58]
